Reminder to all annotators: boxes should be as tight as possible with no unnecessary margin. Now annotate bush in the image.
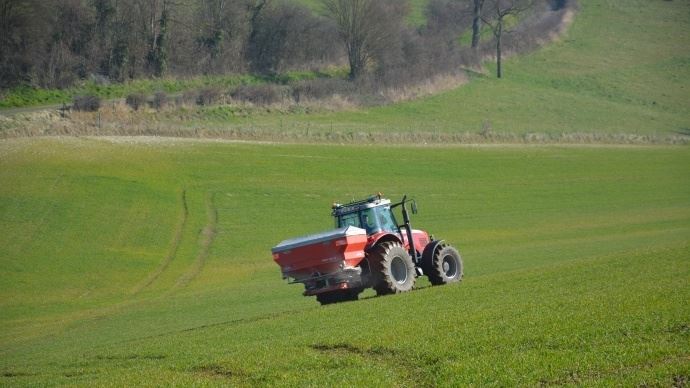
[126,93,147,111]
[153,91,167,110]
[72,94,101,112]
[196,88,222,106]
[176,90,197,106]
[291,78,355,102]
[231,84,290,105]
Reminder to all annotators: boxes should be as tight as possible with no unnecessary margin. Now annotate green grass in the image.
[230,0,690,137]
[1,1,689,384]
[0,138,688,385]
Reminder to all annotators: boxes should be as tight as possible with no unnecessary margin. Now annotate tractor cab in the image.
[332,195,398,235]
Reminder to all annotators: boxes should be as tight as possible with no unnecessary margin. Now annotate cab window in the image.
[338,212,361,228]
[376,206,398,232]
[360,208,379,234]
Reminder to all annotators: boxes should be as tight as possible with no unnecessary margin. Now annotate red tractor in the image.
[272,194,463,305]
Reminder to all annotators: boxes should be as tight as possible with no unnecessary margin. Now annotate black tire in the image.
[316,289,360,305]
[425,244,463,286]
[369,241,416,295]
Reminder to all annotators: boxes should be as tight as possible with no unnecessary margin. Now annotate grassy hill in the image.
[2,0,688,144]
[198,0,689,139]
[0,138,688,385]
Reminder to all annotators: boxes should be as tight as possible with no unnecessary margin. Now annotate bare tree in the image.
[247,0,270,39]
[248,2,339,74]
[193,0,249,74]
[321,0,404,80]
[471,0,485,48]
[481,0,534,78]
[245,0,270,70]
[0,0,37,88]
[137,0,169,77]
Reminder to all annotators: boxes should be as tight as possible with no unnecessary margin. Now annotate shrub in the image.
[177,90,197,106]
[291,78,355,102]
[197,88,222,106]
[231,84,290,105]
[126,93,147,111]
[153,91,167,110]
[72,94,101,112]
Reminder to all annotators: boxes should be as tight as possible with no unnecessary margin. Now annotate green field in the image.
[1,138,688,385]
[1,0,689,385]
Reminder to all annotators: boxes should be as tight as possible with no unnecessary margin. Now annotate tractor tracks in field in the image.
[2,189,220,350]
[170,192,218,292]
[130,189,217,297]
[131,189,189,295]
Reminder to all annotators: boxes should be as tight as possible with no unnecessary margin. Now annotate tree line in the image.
[0,0,568,90]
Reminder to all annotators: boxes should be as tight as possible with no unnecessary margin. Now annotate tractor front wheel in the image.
[425,244,463,285]
[369,242,416,295]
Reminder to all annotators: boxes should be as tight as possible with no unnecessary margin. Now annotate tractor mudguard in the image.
[421,239,445,270]
[366,232,403,251]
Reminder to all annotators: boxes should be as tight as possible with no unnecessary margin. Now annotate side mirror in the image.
[411,200,418,214]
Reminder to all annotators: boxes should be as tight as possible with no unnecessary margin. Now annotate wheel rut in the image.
[171,192,217,291]
[131,189,188,295]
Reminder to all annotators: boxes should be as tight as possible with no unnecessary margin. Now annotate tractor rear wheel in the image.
[369,241,416,295]
[316,289,360,305]
[425,244,463,285]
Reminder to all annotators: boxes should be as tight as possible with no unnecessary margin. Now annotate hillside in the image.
[204,0,690,139]
[2,1,688,144]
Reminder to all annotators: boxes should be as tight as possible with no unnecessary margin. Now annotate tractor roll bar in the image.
[391,195,419,262]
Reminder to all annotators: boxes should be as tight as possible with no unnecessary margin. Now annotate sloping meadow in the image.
[0,138,688,385]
